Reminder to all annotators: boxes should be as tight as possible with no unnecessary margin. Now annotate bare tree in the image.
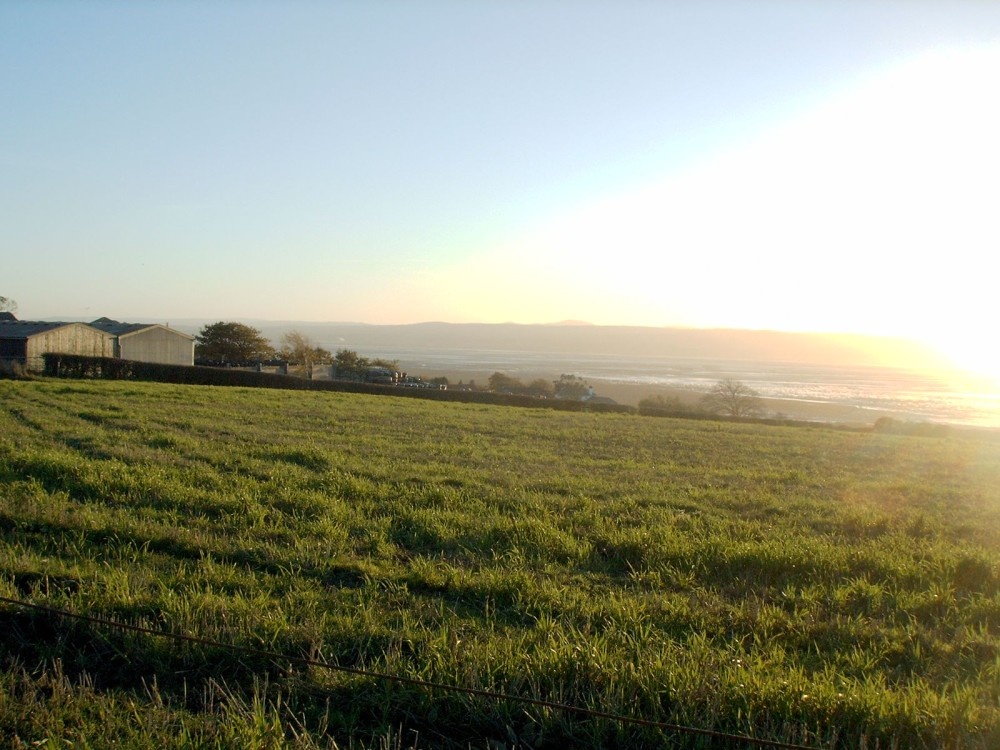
[0,296,17,314]
[700,378,763,418]
[281,330,332,379]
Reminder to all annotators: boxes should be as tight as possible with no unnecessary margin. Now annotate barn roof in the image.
[0,318,194,343]
[88,318,194,339]
[88,318,152,335]
[0,320,109,340]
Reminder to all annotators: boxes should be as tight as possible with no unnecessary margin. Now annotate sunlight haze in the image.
[2,1,999,378]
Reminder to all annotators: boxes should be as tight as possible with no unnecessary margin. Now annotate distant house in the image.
[0,315,195,371]
[88,318,195,366]
[0,318,115,371]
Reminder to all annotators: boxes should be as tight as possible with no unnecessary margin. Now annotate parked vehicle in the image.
[364,368,446,390]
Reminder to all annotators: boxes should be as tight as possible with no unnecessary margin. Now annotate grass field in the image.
[1,379,998,748]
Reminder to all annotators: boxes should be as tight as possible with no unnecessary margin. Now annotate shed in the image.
[88,318,195,366]
[0,320,115,371]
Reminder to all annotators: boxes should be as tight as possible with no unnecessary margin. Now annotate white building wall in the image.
[119,327,195,366]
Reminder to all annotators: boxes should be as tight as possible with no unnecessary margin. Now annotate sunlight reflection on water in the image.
[361,347,1000,428]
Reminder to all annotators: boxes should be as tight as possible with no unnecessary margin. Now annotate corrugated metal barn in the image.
[88,318,195,366]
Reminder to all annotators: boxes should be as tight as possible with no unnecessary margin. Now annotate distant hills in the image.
[162,320,949,371]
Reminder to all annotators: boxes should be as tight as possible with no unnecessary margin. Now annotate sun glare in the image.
[386,44,1000,389]
[930,336,1000,386]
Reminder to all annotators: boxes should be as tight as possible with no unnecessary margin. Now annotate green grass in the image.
[1,378,998,748]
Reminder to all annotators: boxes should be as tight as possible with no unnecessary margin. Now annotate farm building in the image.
[88,318,195,366]
[0,316,195,371]
[0,319,115,371]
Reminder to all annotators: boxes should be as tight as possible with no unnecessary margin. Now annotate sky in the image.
[3,1,1000,375]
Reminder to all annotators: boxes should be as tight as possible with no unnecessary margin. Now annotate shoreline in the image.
[391,359,1000,431]
[393,362,894,428]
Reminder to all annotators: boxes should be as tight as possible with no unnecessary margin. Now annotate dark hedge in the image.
[40,353,635,414]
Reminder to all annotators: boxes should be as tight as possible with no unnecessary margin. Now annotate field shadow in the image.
[0,606,299,713]
[0,511,372,604]
[411,580,535,627]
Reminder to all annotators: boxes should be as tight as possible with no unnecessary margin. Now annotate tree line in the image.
[194,321,765,417]
[486,372,592,400]
[639,378,764,418]
[1,309,765,419]
[194,321,399,380]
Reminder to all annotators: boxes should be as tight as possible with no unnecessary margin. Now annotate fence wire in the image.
[0,595,824,750]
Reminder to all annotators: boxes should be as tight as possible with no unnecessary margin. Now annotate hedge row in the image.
[40,354,635,414]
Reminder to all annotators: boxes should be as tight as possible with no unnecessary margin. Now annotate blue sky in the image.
[3,1,999,372]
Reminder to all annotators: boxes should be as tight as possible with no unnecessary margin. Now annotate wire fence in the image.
[0,595,825,750]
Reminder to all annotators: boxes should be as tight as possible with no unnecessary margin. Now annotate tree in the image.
[554,373,590,400]
[700,378,763,418]
[370,356,401,371]
[488,372,524,393]
[0,296,16,314]
[332,349,367,380]
[195,322,275,365]
[280,331,332,379]
[525,378,554,398]
[330,350,402,382]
